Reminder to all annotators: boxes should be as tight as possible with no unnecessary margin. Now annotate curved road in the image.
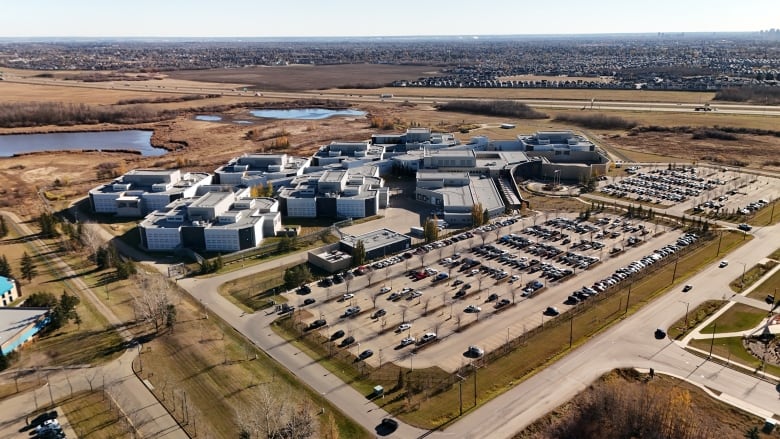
[174,215,780,437]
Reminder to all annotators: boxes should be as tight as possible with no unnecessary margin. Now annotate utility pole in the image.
[708,323,717,359]
[569,313,574,348]
[625,283,633,314]
[716,230,723,255]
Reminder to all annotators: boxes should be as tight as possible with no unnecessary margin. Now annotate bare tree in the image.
[79,221,103,258]
[400,305,408,323]
[417,252,426,270]
[133,271,174,333]
[365,268,376,287]
[422,298,431,316]
[344,276,353,296]
[455,312,463,331]
[371,291,382,309]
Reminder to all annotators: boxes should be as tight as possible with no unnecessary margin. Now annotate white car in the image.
[400,336,416,347]
[464,305,482,313]
[379,286,391,294]
[397,323,412,332]
[419,332,437,344]
[342,293,354,301]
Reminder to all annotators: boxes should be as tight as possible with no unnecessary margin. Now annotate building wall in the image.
[286,197,317,217]
[90,192,121,213]
[205,228,240,252]
[337,197,367,218]
[143,226,182,251]
[0,276,19,306]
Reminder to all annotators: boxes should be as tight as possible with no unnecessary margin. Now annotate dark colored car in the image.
[682,285,693,292]
[298,285,312,294]
[303,298,316,306]
[308,319,327,330]
[330,330,345,340]
[486,293,499,302]
[358,349,374,360]
[654,328,666,339]
[372,308,387,319]
[380,418,399,432]
[340,336,355,347]
[319,278,333,287]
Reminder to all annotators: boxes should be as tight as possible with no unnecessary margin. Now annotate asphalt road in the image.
[177,215,780,438]
[0,211,187,439]
[5,73,780,117]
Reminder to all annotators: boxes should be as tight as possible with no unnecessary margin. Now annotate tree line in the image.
[436,100,548,119]
[554,113,638,130]
[0,102,176,128]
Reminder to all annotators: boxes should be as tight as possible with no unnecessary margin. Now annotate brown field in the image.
[168,64,442,91]
[0,65,778,219]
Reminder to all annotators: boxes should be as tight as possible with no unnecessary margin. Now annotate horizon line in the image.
[0,30,773,41]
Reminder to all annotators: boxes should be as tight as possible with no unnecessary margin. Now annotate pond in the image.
[194,115,222,121]
[0,130,166,157]
[248,108,366,120]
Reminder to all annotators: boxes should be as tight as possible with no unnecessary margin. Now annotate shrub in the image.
[554,113,637,130]
[436,100,548,119]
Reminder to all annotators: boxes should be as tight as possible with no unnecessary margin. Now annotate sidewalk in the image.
[0,211,187,439]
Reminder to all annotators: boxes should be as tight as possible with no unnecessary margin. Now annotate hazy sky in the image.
[1,0,777,38]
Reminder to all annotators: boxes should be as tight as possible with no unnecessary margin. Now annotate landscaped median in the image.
[272,229,750,430]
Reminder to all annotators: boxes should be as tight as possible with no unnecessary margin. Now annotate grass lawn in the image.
[730,261,778,293]
[689,336,780,378]
[747,268,780,302]
[218,264,296,311]
[700,303,768,334]
[667,300,726,340]
[61,390,130,438]
[270,230,749,429]
[747,200,780,226]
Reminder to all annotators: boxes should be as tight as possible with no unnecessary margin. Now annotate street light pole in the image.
[708,323,717,359]
[680,301,690,331]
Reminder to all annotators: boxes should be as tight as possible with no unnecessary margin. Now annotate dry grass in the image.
[61,390,131,439]
[270,231,749,429]
[515,369,772,439]
[329,86,715,104]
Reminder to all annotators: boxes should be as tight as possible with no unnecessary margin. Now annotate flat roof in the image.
[320,170,347,182]
[341,228,410,252]
[189,191,233,209]
[0,307,48,343]
[470,176,504,212]
[437,185,473,207]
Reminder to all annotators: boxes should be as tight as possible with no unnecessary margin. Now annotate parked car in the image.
[418,332,437,344]
[340,336,355,347]
[486,293,499,302]
[400,336,416,347]
[303,298,316,306]
[330,330,345,340]
[379,286,391,293]
[298,285,312,294]
[358,349,374,360]
[467,345,484,358]
[738,223,752,231]
[308,319,327,330]
[371,308,387,319]
[341,293,355,301]
[544,306,560,316]
[397,323,412,332]
[464,305,482,313]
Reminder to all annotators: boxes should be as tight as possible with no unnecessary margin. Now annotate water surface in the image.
[0,130,166,157]
[249,108,366,120]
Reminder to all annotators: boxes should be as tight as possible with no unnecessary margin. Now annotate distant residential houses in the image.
[87,128,609,254]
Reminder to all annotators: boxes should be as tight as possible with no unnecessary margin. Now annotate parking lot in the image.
[283,212,686,373]
[600,165,779,220]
